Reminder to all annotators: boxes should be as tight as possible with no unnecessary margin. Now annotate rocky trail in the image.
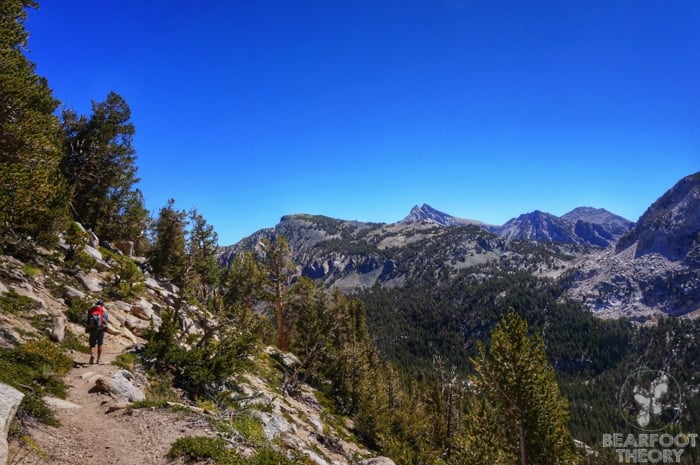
[10,336,212,465]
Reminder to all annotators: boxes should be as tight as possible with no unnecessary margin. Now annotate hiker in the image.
[86,299,109,364]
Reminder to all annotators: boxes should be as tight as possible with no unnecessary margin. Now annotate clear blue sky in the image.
[26,0,699,245]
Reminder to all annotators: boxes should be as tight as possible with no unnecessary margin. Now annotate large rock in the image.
[48,315,66,343]
[75,271,104,293]
[62,285,86,304]
[89,370,145,403]
[112,240,134,256]
[87,231,99,249]
[131,299,154,321]
[0,383,24,465]
[84,245,103,261]
[124,315,150,336]
[251,410,294,440]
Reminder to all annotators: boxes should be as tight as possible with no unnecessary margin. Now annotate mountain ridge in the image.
[221,172,700,319]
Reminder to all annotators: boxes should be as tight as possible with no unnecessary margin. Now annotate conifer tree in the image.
[149,199,187,284]
[259,235,296,350]
[61,91,145,241]
[184,208,220,303]
[463,311,579,465]
[222,250,265,311]
[0,0,67,253]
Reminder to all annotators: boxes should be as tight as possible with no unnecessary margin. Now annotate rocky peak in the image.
[491,210,579,243]
[402,204,476,227]
[561,207,634,236]
[616,172,700,261]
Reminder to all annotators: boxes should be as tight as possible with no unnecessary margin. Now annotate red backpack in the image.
[88,305,105,329]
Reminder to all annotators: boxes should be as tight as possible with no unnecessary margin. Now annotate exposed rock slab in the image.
[0,383,24,465]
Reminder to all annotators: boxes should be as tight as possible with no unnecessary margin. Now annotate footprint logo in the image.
[620,369,682,431]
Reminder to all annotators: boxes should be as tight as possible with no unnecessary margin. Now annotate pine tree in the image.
[149,199,187,284]
[0,0,68,254]
[463,311,579,465]
[61,91,145,241]
[184,208,221,303]
[259,235,296,350]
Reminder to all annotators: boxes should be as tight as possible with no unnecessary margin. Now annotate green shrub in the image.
[246,447,308,465]
[0,340,72,430]
[106,254,145,299]
[22,264,42,278]
[168,437,307,465]
[168,436,231,463]
[65,298,91,324]
[61,330,90,353]
[214,413,266,446]
[0,291,40,315]
[65,250,97,270]
[112,352,139,370]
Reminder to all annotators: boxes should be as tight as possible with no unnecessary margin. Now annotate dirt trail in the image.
[11,335,212,465]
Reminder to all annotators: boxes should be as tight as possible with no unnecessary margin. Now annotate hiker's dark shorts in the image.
[89,329,105,347]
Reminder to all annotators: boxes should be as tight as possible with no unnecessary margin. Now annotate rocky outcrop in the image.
[0,383,24,465]
[616,172,700,261]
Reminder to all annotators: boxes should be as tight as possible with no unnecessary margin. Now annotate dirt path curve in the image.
[14,335,212,465]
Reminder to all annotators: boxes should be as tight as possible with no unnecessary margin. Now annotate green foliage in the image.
[168,437,307,465]
[112,352,139,370]
[106,253,145,299]
[214,413,267,446]
[167,436,231,463]
[183,208,221,303]
[65,249,97,270]
[0,0,69,256]
[0,290,40,315]
[64,297,92,324]
[60,330,90,353]
[258,235,296,350]
[61,91,147,242]
[463,311,579,465]
[63,221,88,262]
[21,264,41,278]
[0,340,72,429]
[149,198,187,284]
[143,306,257,399]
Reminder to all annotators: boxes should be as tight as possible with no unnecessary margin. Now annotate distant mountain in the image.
[401,204,485,227]
[490,210,580,243]
[566,172,700,318]
[219,212,574,291]
[561,207,634,236]
[489,207,632,247]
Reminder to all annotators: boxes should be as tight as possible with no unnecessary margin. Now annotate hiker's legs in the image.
[95,330,105,363]
[89,332,97,364]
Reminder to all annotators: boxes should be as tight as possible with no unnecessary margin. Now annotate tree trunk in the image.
[276,281,286,350]
[519,419,527,465]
